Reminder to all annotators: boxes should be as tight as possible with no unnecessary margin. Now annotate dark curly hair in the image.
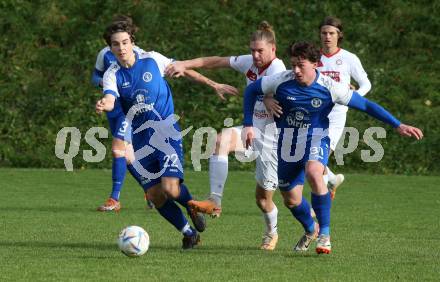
[288,41,321,63]
[103,16,137,46]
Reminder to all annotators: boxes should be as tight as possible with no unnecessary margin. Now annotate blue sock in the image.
[311,192,332,235]
[289,197,315,233]
[175,184,193,213]
[110,157,126,200]
[127,164,147,192]
[156,199,191,234]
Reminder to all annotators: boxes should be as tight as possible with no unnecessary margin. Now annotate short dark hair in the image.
[288,41,321,63]
[103,17,137,46]
[319,16,344,44]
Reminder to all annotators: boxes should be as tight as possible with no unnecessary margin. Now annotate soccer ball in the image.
[118,226,150,257]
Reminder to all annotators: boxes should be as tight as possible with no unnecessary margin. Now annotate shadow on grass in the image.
[0,240,116,250]
[0,206,156,214]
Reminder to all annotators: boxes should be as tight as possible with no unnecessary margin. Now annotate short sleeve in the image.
[229,55,253,74]
[147,51,174,77]
[261,70,293,95]
[103,64,120,97]
[95,47,110,72]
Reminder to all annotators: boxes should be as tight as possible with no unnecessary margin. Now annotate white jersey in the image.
[318,48,371,115]
[229,55,286,130]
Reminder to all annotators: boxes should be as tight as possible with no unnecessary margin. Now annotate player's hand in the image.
[263,96,283,118]
[95,98,106,114]
[242,126,255,149]
[213,83,239,100]
[165,61,186,78]
[396,124,424,140]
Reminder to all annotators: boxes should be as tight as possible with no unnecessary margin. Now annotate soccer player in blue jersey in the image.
[95,20,234,249]
[92,16,152,212]
[243,41,423,254]
[93,16,238,215]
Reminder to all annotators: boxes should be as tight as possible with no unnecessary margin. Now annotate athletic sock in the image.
[156,199,189,232]
[327,166,336,185]
[289,197,315,234]
[175,183,193,213]
[110,157,126,201]
[311,192,331,235]
[209,155,228,206]
[263,205,278,235]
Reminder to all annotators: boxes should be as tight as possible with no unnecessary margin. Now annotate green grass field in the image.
[1,169,439,281]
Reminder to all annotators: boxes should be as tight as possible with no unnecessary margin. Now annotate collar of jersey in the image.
[321,48,341,58]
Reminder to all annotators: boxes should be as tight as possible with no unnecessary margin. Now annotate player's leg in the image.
[256,186,278,250]
[255,141,279,251]
[147,181,200,249]
[190,127,244,215]
[162,177,206,233]
[326,112,347,199]
[124,143,155,209]
[97,133,126,212]
[306,160,332,254]
[159,138,207,234]
[279,162,318,252]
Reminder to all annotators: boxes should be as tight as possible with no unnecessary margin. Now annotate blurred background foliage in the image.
[0,0,438,174]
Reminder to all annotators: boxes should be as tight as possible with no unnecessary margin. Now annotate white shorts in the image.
[231,125,278,191]
[328,107,348,151]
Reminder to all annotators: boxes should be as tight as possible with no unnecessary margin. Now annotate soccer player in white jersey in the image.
[92,16,238,213]
[165,21,286,251]
[319,16,372,198]
[243,41,423,254]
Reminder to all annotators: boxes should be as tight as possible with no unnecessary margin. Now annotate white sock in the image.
[263,205,278,235]
[327,166,337,184]
[209,155,228,206]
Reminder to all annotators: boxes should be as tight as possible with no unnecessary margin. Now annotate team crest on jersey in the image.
[311,98,322,108]
[143,72,153,82]
[246,69,257,81]
[136,94,145,104]
[336,59,342,65]
[295,111,304,121]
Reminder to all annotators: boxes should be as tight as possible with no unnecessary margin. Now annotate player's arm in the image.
[350,55,371,96]
[183,69,238,100]
[242,79,265,148]
[91,69,104,88]
[92,48,108,88]
[347,92,423,139]
[97,68,119,113]
[165,56,231,77]
[96,94,116,113]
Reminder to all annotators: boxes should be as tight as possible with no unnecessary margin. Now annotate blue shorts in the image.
[106,101,132,143]
[131,128,184,190]
[277,137,330,192]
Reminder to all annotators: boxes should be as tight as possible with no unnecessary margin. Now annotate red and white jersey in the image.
[229,55,286,130]
[318,48,371,115]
